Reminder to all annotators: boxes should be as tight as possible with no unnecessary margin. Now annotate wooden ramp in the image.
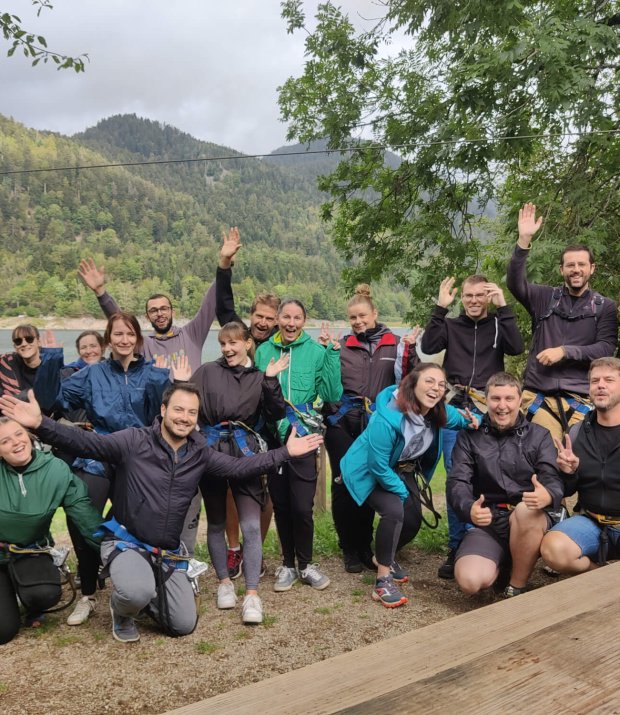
[166,564,620,715]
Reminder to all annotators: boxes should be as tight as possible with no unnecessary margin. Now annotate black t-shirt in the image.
[592,419,620,462]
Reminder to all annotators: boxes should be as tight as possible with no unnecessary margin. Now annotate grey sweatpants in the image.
[101,540,197,637]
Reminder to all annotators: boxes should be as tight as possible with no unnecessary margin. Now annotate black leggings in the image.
[0,555,61,644]
[365,483,422,567]
[268,451,317,571]
[325,422,374,555]
[66,469,109,595]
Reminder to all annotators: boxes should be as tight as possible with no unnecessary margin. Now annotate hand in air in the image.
[78,258,106,296]
[170,354,192,382]
[517,203,543,246]
[219,227,242,267]
[41,329,63,348]
[318,321,341,350]
[437,277,458,309]
[483,283,507,308]
[459,407,480,430]
[401,326,422,345]
[0,390,43,429]
[265,354,289,377]
[554,434,580,474]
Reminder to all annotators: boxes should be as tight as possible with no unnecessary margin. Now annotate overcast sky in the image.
[0,0,391,154]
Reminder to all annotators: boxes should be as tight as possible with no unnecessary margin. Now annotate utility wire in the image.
[0,128,618,177]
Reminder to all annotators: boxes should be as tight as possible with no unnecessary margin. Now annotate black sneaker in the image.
[357,548,376,571]
[227,546,243,580]
[343,551,363,573]
[437,548,456,580]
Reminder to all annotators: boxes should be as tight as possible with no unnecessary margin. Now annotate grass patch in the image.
[54,634,81,647]
[413,511,449,555]
[195,640,219,655]
[314,607,331,616]
[262,614,277,628]
[0,683,8,696]
[351,588,364,597]
[362,574,375,585]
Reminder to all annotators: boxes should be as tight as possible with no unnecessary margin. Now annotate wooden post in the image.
[314,445,327,513]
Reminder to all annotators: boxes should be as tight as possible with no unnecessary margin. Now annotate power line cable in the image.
[0,128,618,177]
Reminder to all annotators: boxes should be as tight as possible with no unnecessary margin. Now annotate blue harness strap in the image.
[527,392,592,417]
[327,394,376,426]
[201,421,264,456]
[284,401,318,437]
[527,392,546,416]
[96,517,188,570]
[565,397,592,416]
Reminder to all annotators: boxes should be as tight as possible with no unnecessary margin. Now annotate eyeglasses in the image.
[147,306,172,317]
[13,335,36,346]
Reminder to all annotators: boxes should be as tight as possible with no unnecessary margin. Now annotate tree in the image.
[1,0,87,71]
[279,0,620,318]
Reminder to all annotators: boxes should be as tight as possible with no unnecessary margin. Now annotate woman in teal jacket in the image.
[341,363,478,608]
[255,299,342,593]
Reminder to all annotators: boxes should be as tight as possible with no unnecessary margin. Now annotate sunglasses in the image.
[13,335,36,346]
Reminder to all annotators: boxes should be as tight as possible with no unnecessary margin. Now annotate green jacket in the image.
[0,451,102,563]
[255,330,342,441]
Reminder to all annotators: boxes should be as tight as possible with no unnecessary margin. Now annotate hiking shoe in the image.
[390,561,409,584]
[437,548,457,580]
[299,564,330,590]
[259,559,266,578]
[372,576,408,608]
[358,548,376,571]
[343,551,363,574]
[227,547,243,580]
[503,584,527,598]
[274,566,299,592]
[67,596,96,626]
[241,595,263,624]
[110,604,140,643]
[217,581,238,609]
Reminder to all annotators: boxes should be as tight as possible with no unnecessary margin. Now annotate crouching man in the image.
[447,372,564,597]
[541,357,620,573]
[0,385,323,643]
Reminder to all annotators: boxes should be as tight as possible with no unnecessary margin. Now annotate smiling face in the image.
[77,334,103,365]
[12,330,41,365]
[160,390,199,444]
[560,250,594,296]
[486,384,522,431]
[108,319,138,360]
[589,365,620,413]
[219,335,252,367]
[146,297,174,333]
[413,367,447,414]
[0,419,33,467]
[278,302,306,345]
[347,301,378,334]
[250,303,278,342]
[461,280,488,320]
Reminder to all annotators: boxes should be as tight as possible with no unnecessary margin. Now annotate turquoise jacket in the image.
[341,385,469,506]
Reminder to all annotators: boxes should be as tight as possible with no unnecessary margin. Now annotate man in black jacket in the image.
[0,385,322,643]
[422,275,524,578]
[507,202,617,441]
[541,357,620,573]
[447,372,564,597]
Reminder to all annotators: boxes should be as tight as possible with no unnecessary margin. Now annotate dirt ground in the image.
[0,539,557,715]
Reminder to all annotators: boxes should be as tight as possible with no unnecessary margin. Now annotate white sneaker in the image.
[241,594,263,624]
[274,565,299,592]
[217,581,238,609]
[67,596,96,626]
[299,564,330,590]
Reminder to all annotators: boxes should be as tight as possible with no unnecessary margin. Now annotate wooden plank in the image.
[165,564,620,715]
[314,445,327,513]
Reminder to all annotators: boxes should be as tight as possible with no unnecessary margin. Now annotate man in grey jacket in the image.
[506,203,617,441]
[447,372,564,598]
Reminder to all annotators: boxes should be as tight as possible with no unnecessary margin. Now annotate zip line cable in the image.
[0,128,618,177]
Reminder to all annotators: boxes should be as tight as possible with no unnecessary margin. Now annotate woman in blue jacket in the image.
[341,363,478,608]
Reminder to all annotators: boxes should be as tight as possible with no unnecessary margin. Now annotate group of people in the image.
[0,202,618,645]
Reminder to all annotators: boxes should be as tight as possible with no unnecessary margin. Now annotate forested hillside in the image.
[0,114,411,321]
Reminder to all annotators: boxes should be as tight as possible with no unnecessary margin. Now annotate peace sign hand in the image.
[554,434,580,474]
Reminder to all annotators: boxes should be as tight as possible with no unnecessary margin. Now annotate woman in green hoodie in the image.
[0,416,102,643]
[255,299,342,593]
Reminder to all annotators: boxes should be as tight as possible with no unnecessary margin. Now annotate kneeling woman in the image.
[0,417,101,644]
[341,364,478,608]
[191,323,288,624]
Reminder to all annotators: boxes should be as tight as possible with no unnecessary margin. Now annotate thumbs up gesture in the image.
[470,494,492,526]
[522,474,552,510]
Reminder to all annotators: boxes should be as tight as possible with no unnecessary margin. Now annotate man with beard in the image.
[447,372,564,597]
[541,358,620,573]
[0,385,323,643]
[506,203,617,441]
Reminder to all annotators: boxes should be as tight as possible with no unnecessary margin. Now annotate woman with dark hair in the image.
[36,312,185,626]
[323,283,420,574]
[191,322,288,624]
[255,299,342,593]
[341,363,478,608]
[0,324,63,403]
[0,416,101,644]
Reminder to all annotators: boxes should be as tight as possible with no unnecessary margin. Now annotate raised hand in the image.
[401,326,422,345]
[554,434,580,474]
[170,354,192,382]
[470,494,492,526]
[219,226,242,268]
[78,258,106,296]
[483,282,507,308]
[154,355,169,369]
[517,203,543,248]
[285,426,324,457]
[522,474,552,510]
[265,354,289,377]
[536,347,565,366]
[437,277,458,308]
[0,390,43,429]
[459,407,480,430]
[41,329,62,348]
[318,321,341,350]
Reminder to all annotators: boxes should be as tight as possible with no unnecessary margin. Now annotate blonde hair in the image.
[347,283,376,312]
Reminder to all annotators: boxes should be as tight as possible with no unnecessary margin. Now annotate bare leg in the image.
[454,554,499,595]
[540,531,598,574]
[225,488,241,549]
[508,503,548,588]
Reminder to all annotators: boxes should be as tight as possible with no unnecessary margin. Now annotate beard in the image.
[150,317,173,334]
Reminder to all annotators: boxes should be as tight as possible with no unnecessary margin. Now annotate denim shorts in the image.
[550,515,620,559]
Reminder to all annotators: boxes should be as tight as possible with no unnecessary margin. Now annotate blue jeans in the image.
[442,427,467,550]
[551,515,620,561]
